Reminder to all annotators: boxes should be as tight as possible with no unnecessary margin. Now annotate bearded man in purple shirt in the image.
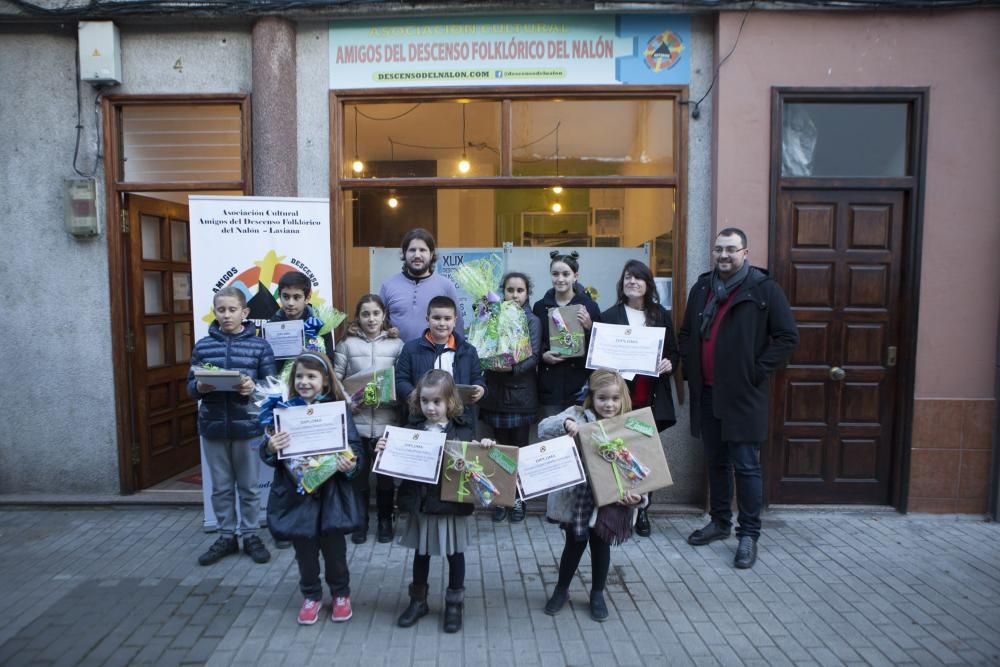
[378,228,465,342]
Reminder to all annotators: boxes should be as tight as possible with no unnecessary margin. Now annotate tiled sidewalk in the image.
[0,507,997,666]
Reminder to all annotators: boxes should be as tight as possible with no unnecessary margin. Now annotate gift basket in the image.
[450,255,532,371]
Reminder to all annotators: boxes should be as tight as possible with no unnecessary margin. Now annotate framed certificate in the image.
[273,400,349,459]
[516,435,587,500]
[193,368,244,392]
[585,322,666,378]
[373,426,446,484]
[263,320,306,359]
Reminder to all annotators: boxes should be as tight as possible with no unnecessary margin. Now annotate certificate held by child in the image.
[273,401,349,459]
[575,407,673,507]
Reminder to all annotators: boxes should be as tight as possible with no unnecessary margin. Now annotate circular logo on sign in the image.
[306,407,314,416]
[643,31,684,72]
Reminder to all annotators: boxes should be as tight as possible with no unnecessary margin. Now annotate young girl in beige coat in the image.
[334,294,404,544]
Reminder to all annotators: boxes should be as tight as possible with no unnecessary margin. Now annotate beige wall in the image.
[715,9,1000,399]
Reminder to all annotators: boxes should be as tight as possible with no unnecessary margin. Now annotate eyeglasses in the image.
[712,246,746,255]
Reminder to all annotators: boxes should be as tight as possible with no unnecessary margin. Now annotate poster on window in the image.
[188,195,333,531]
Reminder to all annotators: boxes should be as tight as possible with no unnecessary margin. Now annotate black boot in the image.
[443,587,464,633]
[635,507,651,537]
[397,583,429,627]
[376,517,394,543]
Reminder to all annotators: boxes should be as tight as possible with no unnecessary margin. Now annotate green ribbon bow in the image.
[594,423,628,500]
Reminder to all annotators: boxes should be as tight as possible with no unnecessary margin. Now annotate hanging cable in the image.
[683,1,754,120]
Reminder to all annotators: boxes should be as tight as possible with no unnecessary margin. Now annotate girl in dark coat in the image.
[601,259,680,536]
[532,251,602,416]
[478,272,542,523]
[261,351,365,626]
[376,370,495,634]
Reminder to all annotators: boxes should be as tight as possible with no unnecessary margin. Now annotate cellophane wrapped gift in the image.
[439,441,520,508]
[575,407,673,507]
[253,377,354,495]
[548,306,586,358]
[341,367,396,407]
[450,255,532,371]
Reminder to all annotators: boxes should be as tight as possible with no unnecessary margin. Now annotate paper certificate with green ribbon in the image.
[585,322,665,379]
[440,442,519,508]
[515,435,587,501]
[575,407,673,507]
[373,426,446,484]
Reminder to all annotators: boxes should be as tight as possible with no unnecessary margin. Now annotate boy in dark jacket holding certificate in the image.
[395,296,486,434]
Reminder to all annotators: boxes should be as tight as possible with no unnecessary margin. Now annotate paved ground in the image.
[0,507,997,667]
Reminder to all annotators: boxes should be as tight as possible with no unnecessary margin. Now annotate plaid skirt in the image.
[481,410,534,429]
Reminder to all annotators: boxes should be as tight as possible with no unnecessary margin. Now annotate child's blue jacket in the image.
[186,321,277,440]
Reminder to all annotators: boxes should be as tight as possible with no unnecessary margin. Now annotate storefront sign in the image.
[330,14,690,88]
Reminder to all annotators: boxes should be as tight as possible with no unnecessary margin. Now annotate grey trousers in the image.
[202,436,262,537]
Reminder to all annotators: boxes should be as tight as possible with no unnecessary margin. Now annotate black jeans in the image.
[292,534,349,600]
[355,437,396,522]
[700,386,763,540]
[556,528,611,592]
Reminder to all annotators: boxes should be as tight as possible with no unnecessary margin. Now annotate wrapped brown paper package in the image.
[547,306,586,358]
[575,407,673,507]
[439,442,520,508]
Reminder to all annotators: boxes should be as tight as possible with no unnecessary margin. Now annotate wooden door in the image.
[125,194,200,487]
[768,189,904,504]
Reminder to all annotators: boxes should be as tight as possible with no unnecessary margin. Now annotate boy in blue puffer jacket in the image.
[187,286,277,566]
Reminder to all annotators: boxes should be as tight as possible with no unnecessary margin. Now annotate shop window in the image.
[343,187,674,308]
[121,104,243,183]
[335,92,683,314]
[781,103,909,178]
[343,101,501,179]
[511,99,675,177]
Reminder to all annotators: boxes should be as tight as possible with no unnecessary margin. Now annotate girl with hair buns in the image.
[532,250,602,417]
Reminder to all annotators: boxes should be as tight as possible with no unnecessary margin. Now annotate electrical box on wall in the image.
[78,21,121,85]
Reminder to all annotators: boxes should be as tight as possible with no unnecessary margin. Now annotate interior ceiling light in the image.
[458,103,471,174]
[550,201,562,213]
[352,107,364,174]
[551,185,563,194]
[387,193,399,209]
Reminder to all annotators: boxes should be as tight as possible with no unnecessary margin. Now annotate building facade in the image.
[0,1,996,516]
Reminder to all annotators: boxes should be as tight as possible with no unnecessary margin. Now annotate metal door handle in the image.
[887,346,897,368]
[830,366,846,381]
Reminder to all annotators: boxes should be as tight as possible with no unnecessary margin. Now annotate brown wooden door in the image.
[768,189,904,504]
[125,194,200,487]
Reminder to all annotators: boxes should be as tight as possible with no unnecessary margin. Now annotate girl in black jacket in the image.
[261,351,365,626]
[478,272,542,523]
[532,251,602,416]
[376,370,495,634]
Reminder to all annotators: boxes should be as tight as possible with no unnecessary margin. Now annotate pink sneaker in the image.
[331,596,353,622]
[297,599,322,625]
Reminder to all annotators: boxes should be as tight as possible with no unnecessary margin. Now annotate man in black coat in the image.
[678,228,798,569]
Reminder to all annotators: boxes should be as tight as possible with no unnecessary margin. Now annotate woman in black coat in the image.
[601,259,680,536]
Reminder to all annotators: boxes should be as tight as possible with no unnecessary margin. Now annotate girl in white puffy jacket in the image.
[334,294,404,545]
[537,369,647,623]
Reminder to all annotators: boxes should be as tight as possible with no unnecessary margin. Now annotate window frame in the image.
[329,85,688,318]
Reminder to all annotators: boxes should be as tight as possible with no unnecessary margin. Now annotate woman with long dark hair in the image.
[601,259,679,536]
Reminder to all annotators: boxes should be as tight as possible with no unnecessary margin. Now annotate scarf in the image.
[699,262,752,339]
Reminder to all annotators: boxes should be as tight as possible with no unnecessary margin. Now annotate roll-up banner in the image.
[188,196,332,531]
